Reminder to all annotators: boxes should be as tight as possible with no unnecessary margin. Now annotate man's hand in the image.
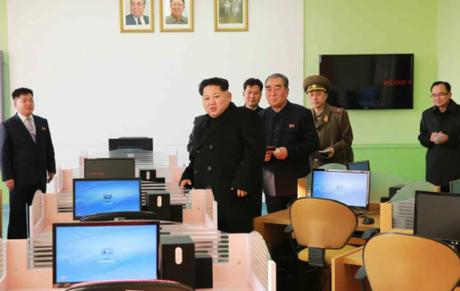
[273,147,288,160]
[325,146,335,158]
[236,189,248,198]
[47,172,55,183]
[5,179,15,191]
[430,132,439,143]
[436,132,449,144]
[431,131,449,144]
[179,179,192,189]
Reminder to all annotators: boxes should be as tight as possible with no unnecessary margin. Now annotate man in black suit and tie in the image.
[180,77,265,233]
[0,88,56,239]
[125,0,150,25]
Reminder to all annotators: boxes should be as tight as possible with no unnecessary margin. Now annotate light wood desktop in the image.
[254,203,380,253]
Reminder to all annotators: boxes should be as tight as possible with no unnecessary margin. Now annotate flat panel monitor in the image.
[414,191,460,244]
[73,178,141,220]
[346,160,370,171]
[53,221,159,287]
[84,158,135,179]
[109,137,153,151]
[311,169,370,209]
[319,54,414,109]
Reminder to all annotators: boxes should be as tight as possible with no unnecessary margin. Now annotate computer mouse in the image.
[363,217,374,225]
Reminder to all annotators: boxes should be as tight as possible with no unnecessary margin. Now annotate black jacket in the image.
[418,100,460,187]
[259,102,319,196]
[0,114,56,192]
[181,103,265,232]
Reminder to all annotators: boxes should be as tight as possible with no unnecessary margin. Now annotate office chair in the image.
[80,211,159,222]
[65,279,193,291]
[289,197,358,267]
[363,233,460,291]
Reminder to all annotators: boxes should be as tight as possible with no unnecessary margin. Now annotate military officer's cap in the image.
[303,75,332,93]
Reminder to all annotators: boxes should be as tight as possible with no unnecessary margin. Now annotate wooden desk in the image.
[331,247,366,291]
[253,203,380,253]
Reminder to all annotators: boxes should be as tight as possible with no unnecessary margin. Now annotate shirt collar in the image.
[17,112,33,122]
[431,99,459,113]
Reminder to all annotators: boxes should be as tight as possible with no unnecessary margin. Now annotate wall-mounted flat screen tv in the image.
[319,54,414,109]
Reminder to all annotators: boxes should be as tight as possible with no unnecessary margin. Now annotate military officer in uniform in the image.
[180,77,265,233]
[304,75,354,169]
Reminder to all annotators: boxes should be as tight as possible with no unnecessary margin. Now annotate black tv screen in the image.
[319,54,414,109]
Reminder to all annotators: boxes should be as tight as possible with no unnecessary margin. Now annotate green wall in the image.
[304,0,439,180]
[437,0,460,93]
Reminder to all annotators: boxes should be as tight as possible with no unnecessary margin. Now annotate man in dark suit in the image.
[180,77,265,233]
[259,73,319,213]
[242,78,264,112]
[0,88,56,239]
[125,0,150,25]
[418,81,460,191]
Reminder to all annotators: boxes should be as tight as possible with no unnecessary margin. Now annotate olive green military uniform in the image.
[309,103,354,169]
[304,75,355,168]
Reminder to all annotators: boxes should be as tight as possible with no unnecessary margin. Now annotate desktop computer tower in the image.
[160,235,195,288]
[140,169,157,181]
[170,204,184,222]
[146,193,171,220]
[195,253,213,288]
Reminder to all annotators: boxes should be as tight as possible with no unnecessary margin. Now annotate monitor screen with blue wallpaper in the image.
[311,169,370,208]
[73,179,141,220]
[53,221,159,287]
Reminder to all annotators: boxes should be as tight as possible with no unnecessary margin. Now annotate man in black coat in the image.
[418,81,460,191]
[0,87,56,239]
[259,73,319,213]
[180,77,265,233]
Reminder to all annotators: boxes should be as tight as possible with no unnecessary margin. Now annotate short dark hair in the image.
[243,78,263,92]
[265,73,289,89]
[199,77,229,95]
[12,87,34,100]
[431,81,451,92]
[170,0,185,3]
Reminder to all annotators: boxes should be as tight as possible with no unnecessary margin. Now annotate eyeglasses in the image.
[431,92,449,98]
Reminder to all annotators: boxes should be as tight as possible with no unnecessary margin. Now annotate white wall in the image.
[7,0,304,167]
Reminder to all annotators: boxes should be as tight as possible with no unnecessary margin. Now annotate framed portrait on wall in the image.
[214,0,248,32]
[120,0,154,33]
[160,0,194,32]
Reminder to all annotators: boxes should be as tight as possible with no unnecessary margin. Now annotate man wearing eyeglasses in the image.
[418,81,460,192]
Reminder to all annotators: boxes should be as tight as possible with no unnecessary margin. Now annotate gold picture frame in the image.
[120,0,154,33]
[160,0,194,32]
[214,0,248,32]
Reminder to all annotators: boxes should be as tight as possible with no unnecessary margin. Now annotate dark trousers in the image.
[265,195,297,214]
[8,185,38,239]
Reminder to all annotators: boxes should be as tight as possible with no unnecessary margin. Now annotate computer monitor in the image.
[84,158,135,179]
[108,137,153,151]
[414,191,460,245]
[346,160,370,171]
[311,169,370,209]
[449,178,460,194]
[53,221,159,287]
[73,178,141,220]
